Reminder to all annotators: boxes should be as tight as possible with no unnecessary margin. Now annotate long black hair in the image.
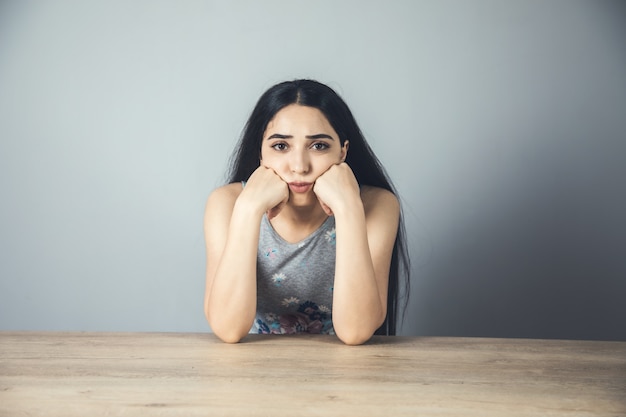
[227,79,410,335]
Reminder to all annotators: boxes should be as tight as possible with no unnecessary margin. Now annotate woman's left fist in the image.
[313,163,360,216]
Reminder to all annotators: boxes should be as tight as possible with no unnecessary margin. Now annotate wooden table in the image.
[1,332,625,416]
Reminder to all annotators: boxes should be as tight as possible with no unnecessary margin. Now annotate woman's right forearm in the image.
[207,200,264,343]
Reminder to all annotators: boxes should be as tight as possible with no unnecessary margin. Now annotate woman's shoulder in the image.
[360,185,399,214]
[205,182,244,211]
[211,182,244,196]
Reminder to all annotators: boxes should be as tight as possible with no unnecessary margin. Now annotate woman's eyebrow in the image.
[266,133,335,140]
[267,133,292,140]
[306,134,334,140]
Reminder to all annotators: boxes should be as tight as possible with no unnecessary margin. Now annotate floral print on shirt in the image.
[255,300,334,335]
[324,228,336,245]
[255,215,336,335]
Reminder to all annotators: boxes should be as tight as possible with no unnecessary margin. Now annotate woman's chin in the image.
[288,191,317,207]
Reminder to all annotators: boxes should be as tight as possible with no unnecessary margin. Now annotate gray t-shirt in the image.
[252,214,336,334]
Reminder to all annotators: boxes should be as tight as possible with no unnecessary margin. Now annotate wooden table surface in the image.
[1,332,625,416]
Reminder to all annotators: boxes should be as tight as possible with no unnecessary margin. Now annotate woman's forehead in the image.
[265,105,336,136]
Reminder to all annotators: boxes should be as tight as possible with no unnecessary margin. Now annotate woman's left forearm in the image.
[331,198,385,345]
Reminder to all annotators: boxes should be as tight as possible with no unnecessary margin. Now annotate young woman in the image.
[204,79,410,345]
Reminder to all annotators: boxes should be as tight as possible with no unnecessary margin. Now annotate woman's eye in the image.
[271,143,287,151]
[312,142,329,151]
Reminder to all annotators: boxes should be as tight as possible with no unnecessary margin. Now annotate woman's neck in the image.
[269,202,329,243]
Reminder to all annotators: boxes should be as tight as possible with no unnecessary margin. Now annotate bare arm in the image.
[314,164,399,345]
[203,185,260,343]
[204,168,288,343]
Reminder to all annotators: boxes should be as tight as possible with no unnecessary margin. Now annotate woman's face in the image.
[261,104,348,202]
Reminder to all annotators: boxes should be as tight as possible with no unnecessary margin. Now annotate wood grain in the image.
[1,332,625,416]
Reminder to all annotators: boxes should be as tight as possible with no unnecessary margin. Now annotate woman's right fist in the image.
[241,166,289,219]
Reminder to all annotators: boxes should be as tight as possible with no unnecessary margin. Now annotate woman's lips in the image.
[288,182,312,193]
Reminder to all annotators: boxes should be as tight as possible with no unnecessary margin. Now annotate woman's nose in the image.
[290,150,310,174]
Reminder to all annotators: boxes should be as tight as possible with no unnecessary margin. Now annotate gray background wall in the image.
[1,1,624,340]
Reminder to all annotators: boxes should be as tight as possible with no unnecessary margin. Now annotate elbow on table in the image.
[334,326,376,346]
[214,329,246,344]
[209,321,251,344]
[334,311,385,345]
[204,309,251,344]
[336,330,373,346]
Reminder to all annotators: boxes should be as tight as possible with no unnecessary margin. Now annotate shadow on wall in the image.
[412,134,626,341]
[403,1,626,342]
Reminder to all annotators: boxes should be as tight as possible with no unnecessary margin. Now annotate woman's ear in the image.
[341,141,349,162]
